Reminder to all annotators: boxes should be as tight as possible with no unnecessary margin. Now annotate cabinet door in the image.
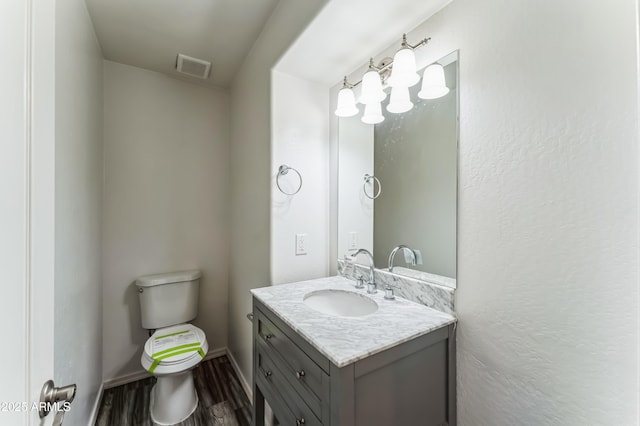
[354,339,448,426]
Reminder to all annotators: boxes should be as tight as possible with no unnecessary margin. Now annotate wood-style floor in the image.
[96,355,252,426]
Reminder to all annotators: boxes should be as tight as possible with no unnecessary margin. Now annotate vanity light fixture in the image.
[334,34,449,124]
[418,63,450,99]
[359,59,387,104]
[386,35,421,88]
[362,101,385,125]
[335,78,359,117]
[387,86,414,114]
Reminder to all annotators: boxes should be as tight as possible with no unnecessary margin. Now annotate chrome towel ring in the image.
[276,165,302,195]
[363,174,382,200]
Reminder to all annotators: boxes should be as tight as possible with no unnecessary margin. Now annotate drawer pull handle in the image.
[296,418,305,425]
[264,371,272,378]
[265,334,273,340]
[295,370,306,379]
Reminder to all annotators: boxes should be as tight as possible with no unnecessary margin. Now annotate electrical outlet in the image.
[295,233,308,256]
[348,232,358,250]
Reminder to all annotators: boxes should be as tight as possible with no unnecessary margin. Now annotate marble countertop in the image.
[251,276,456,368]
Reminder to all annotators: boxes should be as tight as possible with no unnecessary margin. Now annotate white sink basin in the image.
[303,289,378,317]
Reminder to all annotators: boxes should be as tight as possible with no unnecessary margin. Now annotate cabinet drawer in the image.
[255,308,325,402]
[256,336,323,419]
[256,346,322,426]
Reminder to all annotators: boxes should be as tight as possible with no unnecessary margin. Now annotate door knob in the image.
[39,380,76,418]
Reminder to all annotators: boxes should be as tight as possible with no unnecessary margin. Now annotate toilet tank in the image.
[136,270,201,329]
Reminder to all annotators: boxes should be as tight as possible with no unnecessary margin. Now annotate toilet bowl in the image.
[136,270,207,425]
[141,323,208,425]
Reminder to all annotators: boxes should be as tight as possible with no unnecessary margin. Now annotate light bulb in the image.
[387,86,414,114]
[334,87,359,117]
[359,70,386,104]
[418,63,450,99]
[387,48,420,88]
[361,102,385,124]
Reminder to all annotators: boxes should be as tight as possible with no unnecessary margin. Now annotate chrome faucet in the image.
[352,248,377,294]
[388,244,418,273]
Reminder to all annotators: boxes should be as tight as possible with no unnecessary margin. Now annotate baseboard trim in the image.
[103,347,227,389]
[226,348,252,401]
[103,370,149,390]
[88,383,104,426]
[203,347,227,361]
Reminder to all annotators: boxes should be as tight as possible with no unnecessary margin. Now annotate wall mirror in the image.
[337,50,458,287]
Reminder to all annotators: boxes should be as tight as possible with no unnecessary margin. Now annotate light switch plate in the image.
[348,232,358,250]
[295,233,308,256]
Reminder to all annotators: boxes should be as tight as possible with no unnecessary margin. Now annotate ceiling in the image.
[275,0,451,86]
[85,0,280,88]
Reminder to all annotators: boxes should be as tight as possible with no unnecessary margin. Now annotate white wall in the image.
[392,0,639,423]
[102,61,230,381]
[53,0,104,423]
[291,0,639,422]
[227,0,328,386]
[271,70,330,285]
[429,1,638,422]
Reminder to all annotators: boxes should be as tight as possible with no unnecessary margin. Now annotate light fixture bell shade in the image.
[334,87,359,117]
[359,70,386,104]
[387,48,420,88]
[418,63,450,99]
[361,102,385,125]
[387,86,414,114]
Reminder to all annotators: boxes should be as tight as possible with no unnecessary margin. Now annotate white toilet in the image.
[136,270,208,425]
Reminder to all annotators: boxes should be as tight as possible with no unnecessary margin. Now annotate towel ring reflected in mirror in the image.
[363,174,382,200]
[276,165,303,195]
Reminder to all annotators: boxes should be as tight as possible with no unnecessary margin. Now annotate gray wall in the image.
[227,0,328,386]
[53,0,104,422]
[101,61,230,381]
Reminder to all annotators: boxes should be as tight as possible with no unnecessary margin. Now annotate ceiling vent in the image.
[176,54,211,79]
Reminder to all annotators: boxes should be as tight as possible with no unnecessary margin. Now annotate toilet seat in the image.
[141,323,208,375]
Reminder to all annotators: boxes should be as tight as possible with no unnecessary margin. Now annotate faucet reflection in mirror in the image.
[388,245,421,273]
[334,34,449,124]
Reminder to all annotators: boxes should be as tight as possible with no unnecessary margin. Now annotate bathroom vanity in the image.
[251,276,457,426]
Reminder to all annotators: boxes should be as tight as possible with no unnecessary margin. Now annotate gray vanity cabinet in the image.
[252,297,456,426]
